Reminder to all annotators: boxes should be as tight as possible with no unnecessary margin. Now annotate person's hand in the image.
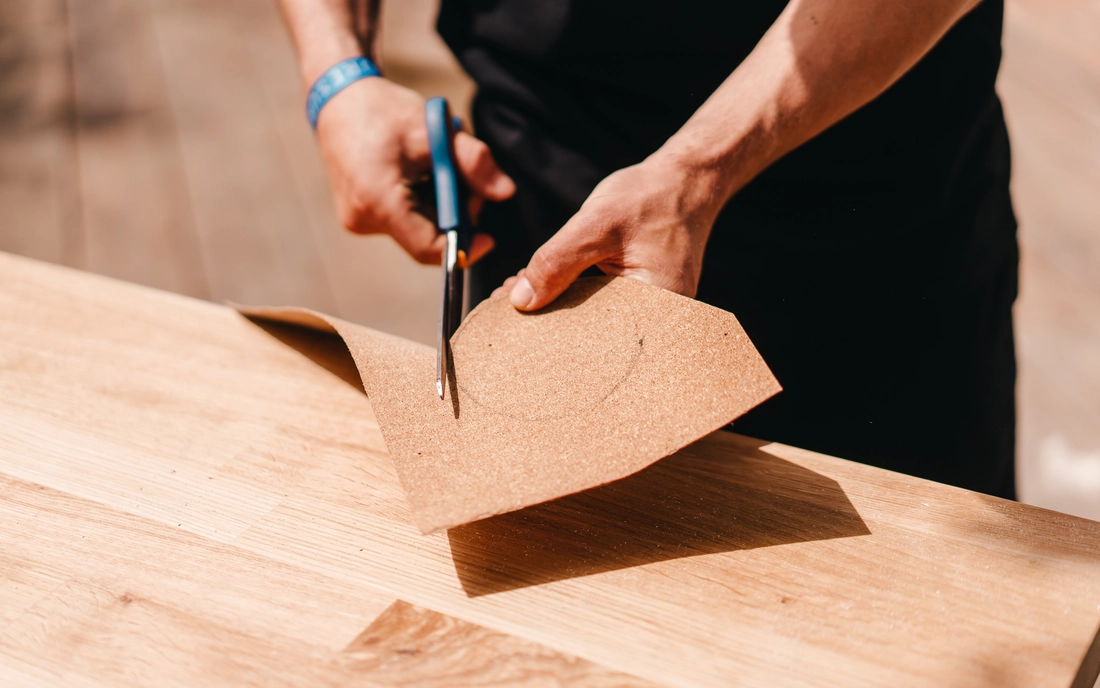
[494,154,724,310]
[315,77,515,264]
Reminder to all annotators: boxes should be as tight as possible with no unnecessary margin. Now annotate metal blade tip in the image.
[436,379,444,400]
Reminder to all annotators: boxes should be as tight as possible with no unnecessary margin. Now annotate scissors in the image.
[425,97,472,400]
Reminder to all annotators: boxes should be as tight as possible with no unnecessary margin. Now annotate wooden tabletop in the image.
[1,251,1098,688]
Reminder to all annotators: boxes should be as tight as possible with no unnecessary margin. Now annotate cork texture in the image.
[239,277,780,533]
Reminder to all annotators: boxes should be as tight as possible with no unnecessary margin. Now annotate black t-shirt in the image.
[438,1,1019,499]
[439,0,1007,241]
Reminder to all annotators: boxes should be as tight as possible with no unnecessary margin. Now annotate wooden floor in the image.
[999,0,1100,521]
[1,0,1098,521]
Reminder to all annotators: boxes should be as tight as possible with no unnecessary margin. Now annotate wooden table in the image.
[1,251,1098,688]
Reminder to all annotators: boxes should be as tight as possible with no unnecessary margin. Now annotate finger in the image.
[387,204,448,265]
[402,120,431,164]
[454,132,516,201]
[511,218,612,311]
[468,195,485,222]
[491,274,521,300]
[337,174,390,236]
[462,233,496,267]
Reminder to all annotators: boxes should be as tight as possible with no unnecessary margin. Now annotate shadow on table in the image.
[241,316,872,600]
[448,433,871,597]
[1074,621,1100,688]
[246,317,365,391]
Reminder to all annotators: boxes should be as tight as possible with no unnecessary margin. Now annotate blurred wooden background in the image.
[1,0,1098,521]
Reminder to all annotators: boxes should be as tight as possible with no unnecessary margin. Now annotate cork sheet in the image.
[239,277,781,534]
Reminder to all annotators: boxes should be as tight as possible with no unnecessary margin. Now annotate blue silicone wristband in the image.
[306,56,382,130]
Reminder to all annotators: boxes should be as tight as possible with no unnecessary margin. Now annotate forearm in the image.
[277,0,376,86]
[657,0,981,215]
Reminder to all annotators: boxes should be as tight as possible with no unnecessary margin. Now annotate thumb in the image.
[453,132,515,201]
[510,219,610,311]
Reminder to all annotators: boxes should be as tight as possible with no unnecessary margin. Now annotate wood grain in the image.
[341,600,655,686]
[0,471,396,672]
[0,251,1098,687]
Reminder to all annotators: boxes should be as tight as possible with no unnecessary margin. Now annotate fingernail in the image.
[510,276,534,309]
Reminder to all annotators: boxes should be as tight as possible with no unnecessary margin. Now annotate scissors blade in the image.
[436,229,460,399]
[426,97,471,400]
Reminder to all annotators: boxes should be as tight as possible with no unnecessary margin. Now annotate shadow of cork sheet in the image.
[447,432,871,596]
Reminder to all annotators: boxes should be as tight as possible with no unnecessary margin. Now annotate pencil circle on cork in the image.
[451,279,647,422]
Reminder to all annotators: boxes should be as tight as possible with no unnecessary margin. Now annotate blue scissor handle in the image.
[425,97,472,254]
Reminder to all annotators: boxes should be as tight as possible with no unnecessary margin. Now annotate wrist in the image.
[299,35,363,87]
[306,56,383,130]
[643,149,728,235]
[654,110,783,215]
